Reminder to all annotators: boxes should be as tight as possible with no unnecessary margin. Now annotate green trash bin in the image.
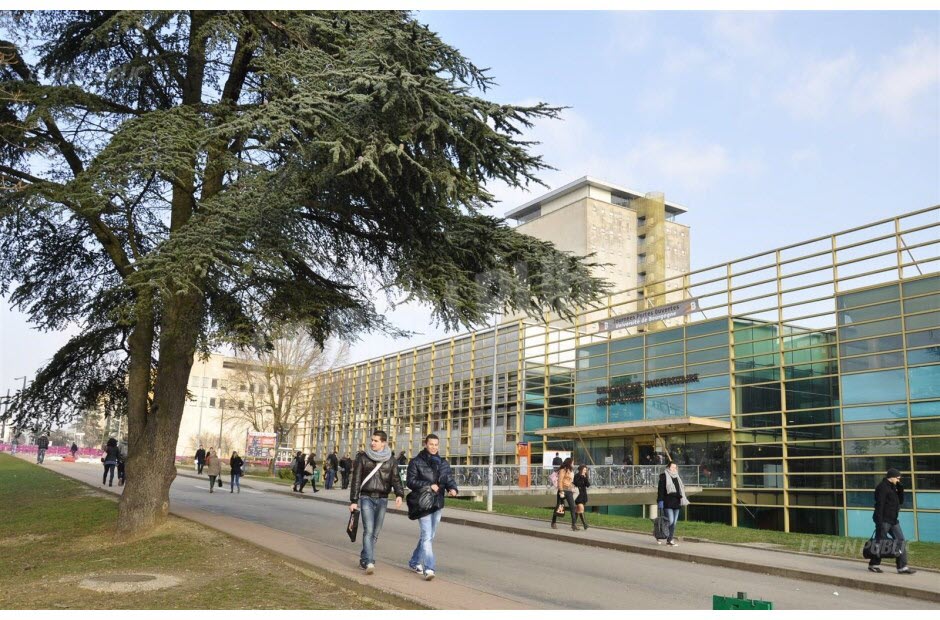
[712,592,773,610]
[313,469,321,483]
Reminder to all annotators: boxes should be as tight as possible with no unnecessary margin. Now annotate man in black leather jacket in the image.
[406,433,458,581]
[349,430,404,574]
[869,468,916,574]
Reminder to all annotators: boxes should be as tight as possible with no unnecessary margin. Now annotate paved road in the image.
[50,462,939,609]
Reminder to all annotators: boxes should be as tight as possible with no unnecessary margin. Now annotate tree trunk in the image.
[117,292,203,537]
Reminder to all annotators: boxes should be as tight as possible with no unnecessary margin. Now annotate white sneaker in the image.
[656,539,664,545]
[410,564,424,574]
[365,563,375,574]
[667,540,678,546]
[424,569,435,581]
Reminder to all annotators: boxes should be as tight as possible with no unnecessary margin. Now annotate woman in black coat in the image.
[573,465,591,530]
[229,451,244,494]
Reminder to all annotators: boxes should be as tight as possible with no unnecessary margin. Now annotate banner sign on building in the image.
[597,374,700,406]
[245,431,277,459]
[597,298,699,332]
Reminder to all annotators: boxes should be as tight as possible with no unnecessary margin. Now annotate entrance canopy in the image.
[534,416,731,439]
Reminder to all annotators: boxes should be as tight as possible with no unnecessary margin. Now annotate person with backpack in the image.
[205,447,222,493]
[406,433,458,581]
[36,434,49,464]
[349,430,404,575]
[230,451,244,494]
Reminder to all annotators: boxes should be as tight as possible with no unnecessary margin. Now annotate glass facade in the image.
[302,206,940,540]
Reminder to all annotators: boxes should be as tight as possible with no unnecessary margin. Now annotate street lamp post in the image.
[1,388,9,444]
[11,376,27,448]
[486,316,499,512]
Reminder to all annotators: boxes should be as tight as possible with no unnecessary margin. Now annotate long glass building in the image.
[300,204,940,541]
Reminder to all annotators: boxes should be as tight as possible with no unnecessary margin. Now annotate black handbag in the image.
[217,477,223,488]
[862,528,901,560]
[347,509,360,542]
[407,486,444,520]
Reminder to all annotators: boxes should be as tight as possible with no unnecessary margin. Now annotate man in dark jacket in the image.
[291,451,307,493]
[551,452,562,472]
[869,468,916,574]
[36,434,49,464]
[340,454,352,489]
[194,445,207,474]
[349,430,404,575]
[406,433,458,581]
[326,449,339,490]
[70,442,79,459]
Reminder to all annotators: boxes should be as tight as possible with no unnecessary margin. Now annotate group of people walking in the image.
[549,457,691,546]
[349,431,457,581]
[194,445,245,493]
[551,458,591,531]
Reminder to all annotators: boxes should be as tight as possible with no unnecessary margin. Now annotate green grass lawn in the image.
[448,498,940,571]
[0,455,419,610]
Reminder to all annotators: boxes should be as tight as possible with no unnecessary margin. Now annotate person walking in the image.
[229,451,244,494]
[116,446,127,486]
[551,457,578,531]
[305,452,320,493]
[406,433,459,581]
[573,464,591,531]
[36,434,49,464]
[70,442,79,459]
[291,451,306,493]
[206,447,222,493]
[101,438,119,486]
[349,430,404,575]
[326,449,339,490]
[340,453,352,490]
[657,462,689,546]
[869,468,916,574]
[194,445,207,474]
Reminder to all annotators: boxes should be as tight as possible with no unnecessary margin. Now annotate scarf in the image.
[366,445,392,463]
[664,469,690,506]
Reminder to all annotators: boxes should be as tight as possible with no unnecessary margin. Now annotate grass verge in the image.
[448,498,940,570]
[0,454,418,610]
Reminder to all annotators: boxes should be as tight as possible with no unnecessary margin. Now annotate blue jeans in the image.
[664,508,680,541]
[37,448,46,464]
[359,496,388,566]
[294,472,305,489]
[231,472,241,491]
[326,469,335,489]
[870,522,908,569]
[409,509,443,572]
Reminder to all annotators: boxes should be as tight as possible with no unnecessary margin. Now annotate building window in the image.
[209,398,216,408]
[211,378,218,389]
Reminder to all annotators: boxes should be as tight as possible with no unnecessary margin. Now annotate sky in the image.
[1,10,938,397]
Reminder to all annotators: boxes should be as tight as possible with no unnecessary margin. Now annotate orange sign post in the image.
[516,442,531,488]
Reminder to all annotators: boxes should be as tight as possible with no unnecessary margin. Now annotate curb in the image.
[174,469,940,605]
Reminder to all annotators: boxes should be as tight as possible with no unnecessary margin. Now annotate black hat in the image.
[886,468,901,479]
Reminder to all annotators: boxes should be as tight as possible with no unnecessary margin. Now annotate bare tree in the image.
[222,331,348,472]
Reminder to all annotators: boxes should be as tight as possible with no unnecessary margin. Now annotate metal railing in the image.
[436,464,714,490]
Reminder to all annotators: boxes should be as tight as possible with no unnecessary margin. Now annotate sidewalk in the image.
[34,458,527,610]
[174,468,940,605]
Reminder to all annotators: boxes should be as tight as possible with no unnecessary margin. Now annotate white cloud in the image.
[776,52,859,119]
[854,35,940,125]
[776,34,938,128]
